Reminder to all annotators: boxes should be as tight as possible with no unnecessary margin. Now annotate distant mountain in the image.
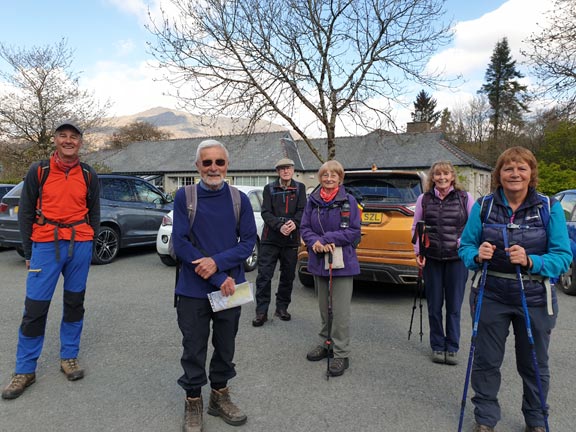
[87,107,287,149]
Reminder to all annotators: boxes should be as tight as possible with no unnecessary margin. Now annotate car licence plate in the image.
[361,212,382,224]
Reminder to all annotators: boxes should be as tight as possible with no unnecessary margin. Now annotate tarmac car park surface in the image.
[1,248,575,432]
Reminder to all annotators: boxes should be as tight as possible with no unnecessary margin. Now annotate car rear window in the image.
[344,177,422,204]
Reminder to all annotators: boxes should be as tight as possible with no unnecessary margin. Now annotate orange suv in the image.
[297,169,424,287]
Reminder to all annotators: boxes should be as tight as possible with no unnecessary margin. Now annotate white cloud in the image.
[420,0,555,121]
[114,39,136,57]
[105,0,152,23]
[429,0,553,78]
[84,60,178,117]
[94,0,557,128]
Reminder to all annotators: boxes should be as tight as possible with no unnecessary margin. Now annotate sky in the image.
[0,0,555,132]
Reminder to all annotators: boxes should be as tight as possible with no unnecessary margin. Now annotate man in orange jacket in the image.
[2,120,100,400]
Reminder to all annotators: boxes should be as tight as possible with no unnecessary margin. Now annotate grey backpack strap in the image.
[185,184,198,225]
[229,186,241,229]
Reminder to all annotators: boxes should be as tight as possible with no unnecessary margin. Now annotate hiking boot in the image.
[60,358,85,381]
[445,351,459,365]
[184,396,203,432]
[431,351,445,364]
[1,373,36,400]
[274,309,291,321]
[306,345,332,361]
[207,387,247,426]
[328,358,349,377]
[473,423,496,432]
[252,313,267,327]
[525,426,545,432]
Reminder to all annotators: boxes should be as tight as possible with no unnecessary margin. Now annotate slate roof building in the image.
[84,127,492,198]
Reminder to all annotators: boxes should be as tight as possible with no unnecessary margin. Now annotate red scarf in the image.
[320,186,339,202]
[52,151,79,173]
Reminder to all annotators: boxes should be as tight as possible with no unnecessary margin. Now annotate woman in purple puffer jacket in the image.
[300,160,361,377]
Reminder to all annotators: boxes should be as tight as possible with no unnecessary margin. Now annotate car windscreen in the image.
[344,177,422,204]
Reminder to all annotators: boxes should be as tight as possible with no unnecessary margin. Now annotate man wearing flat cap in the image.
[2,121,100,400]
[253,158,306,326]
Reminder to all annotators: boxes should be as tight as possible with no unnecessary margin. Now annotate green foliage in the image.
[479,37,529,147]
[537,121,576,169]
[538,161,576,195]
[412,90,441,125]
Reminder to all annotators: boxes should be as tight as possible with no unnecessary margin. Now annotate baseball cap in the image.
[54,120,83,136]
[275,158,295,169]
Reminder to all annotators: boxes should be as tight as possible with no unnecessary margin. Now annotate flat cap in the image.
[54,120,83,136]
[275,158,295,169]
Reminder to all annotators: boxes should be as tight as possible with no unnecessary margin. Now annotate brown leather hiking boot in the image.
[329,357,349,376]
[184,397,203,432]
[207,387,247,426]
[60,358,84,381]
[525,426,545,432]
[1,373,36,400]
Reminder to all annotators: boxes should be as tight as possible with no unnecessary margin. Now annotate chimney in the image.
[406,121,432,133]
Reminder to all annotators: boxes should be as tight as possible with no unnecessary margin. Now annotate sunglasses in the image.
[201,159,226,167]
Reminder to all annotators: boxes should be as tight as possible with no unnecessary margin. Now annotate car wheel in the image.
[160,255,177,266]
[558,261,576,295]
[92,226,120,265]
[15,246,25,258]
[298,268,314,287]
[244,239,259,272]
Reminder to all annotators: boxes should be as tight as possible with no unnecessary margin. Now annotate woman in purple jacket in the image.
[300,160,361,377]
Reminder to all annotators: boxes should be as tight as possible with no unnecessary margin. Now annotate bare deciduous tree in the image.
[522,0,576,115]
[147,0,452,161]
[0,38,110,172]
[110,121,172,148]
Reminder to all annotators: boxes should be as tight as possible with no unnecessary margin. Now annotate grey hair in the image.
[194,139,229,164]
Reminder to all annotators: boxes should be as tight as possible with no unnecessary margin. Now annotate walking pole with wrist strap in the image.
[326,251,334,380]
[458,259,488,432]
[502,232,550,432]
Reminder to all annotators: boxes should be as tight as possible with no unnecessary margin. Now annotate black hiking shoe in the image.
[252,313,267,327]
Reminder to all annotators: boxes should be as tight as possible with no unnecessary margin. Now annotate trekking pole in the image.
[326,251,334,381]
[408,266,423,340]
[514,262,550,432]
[457,260,489,432]
[409,221,426,341]
[503,234,550,432]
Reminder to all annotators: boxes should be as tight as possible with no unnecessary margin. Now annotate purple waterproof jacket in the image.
[300,186,361,277]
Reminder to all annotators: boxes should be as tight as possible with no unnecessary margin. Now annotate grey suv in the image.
[0,175,173,265]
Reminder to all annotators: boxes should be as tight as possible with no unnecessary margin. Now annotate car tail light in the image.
[161,214,173,226]
[0,202,8,213]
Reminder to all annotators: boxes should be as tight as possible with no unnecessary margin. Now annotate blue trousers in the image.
[423,258,468,352]
[15,241,92,374]
[470,295,556,428]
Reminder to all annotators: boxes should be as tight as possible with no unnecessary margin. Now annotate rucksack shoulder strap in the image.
[184,184,198,226]
[537,193,551,228]
[479,193,494,223]
[229,185,242,228]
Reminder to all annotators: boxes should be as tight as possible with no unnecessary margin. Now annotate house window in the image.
[177,177,193,188]
[234,176,269,187]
